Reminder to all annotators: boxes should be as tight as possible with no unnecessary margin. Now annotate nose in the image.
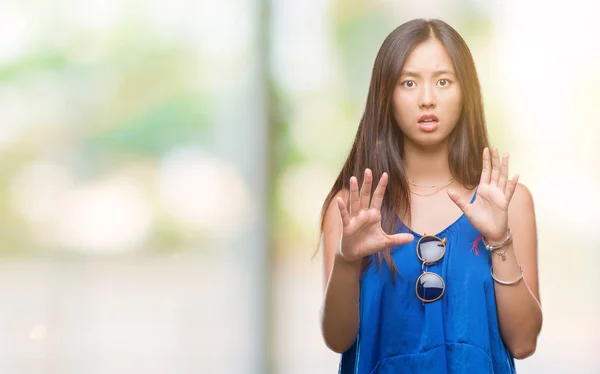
[419,84,436,109]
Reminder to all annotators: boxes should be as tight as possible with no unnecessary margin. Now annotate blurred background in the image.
[0,0,598,373]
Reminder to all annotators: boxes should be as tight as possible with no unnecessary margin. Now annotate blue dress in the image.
[339,192,516,373]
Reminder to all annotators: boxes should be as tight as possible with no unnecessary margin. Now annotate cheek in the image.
[452,92,463,113]
[392,91,415,127]
[442,90,463,120]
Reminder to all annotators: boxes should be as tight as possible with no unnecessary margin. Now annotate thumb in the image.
[387,233,415,246]
[447,189,469,212]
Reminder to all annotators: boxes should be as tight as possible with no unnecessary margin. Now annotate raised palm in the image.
[336,169,415,263]
[447,147,519,242]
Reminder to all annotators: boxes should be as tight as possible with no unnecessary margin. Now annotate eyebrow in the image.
[400,69,456,78]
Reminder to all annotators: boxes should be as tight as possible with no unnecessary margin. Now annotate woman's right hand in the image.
[336,169,415,264]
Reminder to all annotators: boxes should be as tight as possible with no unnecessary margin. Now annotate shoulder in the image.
[322,189,349,232]
[506,183,540,302]
[507,182,538,248]
[320,188,350,289]
[509,182,535,215]
[334,188,349,201]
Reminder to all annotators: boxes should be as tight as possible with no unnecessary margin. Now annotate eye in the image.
[402,80,416,88]
[437,79,451,87]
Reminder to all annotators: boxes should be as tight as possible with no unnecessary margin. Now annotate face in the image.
[392,38,462,148]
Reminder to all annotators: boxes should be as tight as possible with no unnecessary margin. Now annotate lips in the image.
[418,114,439,132]
[418,114,439,123]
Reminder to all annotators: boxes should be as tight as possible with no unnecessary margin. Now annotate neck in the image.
[403,140,453,184]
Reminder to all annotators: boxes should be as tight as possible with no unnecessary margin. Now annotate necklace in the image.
[409,178,455,196]
[408,177,455,188]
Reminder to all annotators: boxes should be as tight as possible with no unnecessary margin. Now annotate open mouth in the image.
[418,115,439,132]
[418,114,439,123]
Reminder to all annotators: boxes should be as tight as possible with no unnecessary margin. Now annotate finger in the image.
[479,147,491,185]
[349,176,360,217]
[336,197,351,227]
[497,153,509,192]
[447,188,470,212]
[385,232,415,247]
[370,172,388,211]
[359,169,372,211]
[490,148,501,186]
[505,174,520,202]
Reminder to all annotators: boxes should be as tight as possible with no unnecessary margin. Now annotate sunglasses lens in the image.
[417,237,445,262]
[416,272,445,302]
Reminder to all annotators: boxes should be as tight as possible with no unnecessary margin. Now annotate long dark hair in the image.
[318,19,490,276]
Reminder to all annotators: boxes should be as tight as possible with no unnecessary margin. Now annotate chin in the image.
[407,132,449,148]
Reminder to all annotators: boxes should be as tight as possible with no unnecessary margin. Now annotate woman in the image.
[318,19,542,373]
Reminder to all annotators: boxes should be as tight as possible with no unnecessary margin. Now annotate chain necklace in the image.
[409,178,455,196]
[408,177,455,188]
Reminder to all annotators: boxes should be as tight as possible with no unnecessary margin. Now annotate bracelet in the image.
[482,229,512,251]
[490,266,523,285]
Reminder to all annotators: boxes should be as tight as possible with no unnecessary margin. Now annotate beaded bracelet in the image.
[482,229,513,251]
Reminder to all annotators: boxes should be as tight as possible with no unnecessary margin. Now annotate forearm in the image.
[320,253,362,353]
[492,242,542,359]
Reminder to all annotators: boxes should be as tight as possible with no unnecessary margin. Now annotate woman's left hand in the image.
[447,147,519,243]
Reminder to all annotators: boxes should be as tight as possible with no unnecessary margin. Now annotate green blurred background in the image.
[0,0,598,373]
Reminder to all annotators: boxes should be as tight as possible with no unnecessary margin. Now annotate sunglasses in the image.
[415,235,447,303]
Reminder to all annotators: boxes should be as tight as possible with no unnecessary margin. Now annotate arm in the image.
[491,183,543,359]
[447,148,543,359]
[319,171,414,353]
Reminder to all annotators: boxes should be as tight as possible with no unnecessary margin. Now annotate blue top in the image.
[339,192,516,374]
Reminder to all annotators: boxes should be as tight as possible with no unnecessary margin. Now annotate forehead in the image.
[402,38,455,73]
